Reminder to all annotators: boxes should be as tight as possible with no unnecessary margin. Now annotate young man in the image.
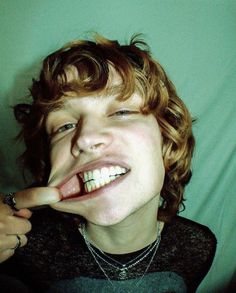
[0,35,216,292]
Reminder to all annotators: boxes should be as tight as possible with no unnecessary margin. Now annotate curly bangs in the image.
[14,34,195,222]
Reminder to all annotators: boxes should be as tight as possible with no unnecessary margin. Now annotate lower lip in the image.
[61,171,130,202]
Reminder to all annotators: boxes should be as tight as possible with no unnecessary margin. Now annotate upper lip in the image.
[57,157,131,188]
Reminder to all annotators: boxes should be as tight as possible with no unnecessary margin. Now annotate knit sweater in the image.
[0,209,216,293]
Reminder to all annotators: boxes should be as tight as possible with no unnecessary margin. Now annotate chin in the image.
[84,207,134,227]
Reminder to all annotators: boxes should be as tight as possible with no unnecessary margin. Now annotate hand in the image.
[0,187,61,263]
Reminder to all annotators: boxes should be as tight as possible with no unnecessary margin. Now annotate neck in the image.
[82,199,164,254]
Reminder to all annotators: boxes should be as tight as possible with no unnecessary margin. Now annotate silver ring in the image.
[12,235,21,250]
[3,192,19,211]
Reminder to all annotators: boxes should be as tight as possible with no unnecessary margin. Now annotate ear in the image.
[13,103,31,123]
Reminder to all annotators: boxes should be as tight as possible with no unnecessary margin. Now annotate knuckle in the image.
[2,216,16,233]
[0,249,14,263]
[0,221,5,233]
[24,220,32,233]
[0,215,32,235]
[0,205,13,215]
[5,215,14,223]
[21,235,28,247]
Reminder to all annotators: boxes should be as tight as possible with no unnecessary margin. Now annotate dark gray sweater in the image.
[0,209,216,293]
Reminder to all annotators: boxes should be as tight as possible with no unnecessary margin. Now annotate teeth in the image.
[93,169,100,180]
[94,179,100,189]
[81,166,127,183]
[88,171,93,181]
[110,166,116,176]
[101,167,110,178]
[79,165,128,193]
[84,174,121,193]
[115,166,122,174]
[87,183,92,193]
[84,172,89,182]
[104,176,110,184]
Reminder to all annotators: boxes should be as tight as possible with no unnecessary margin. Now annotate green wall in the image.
[0,1,235,291]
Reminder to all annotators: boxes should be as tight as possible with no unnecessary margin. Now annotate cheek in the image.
[128,123,165,186]
[50,142,70,170]
[128,123,163,156]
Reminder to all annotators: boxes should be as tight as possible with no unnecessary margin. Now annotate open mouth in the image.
[59,165,129,200]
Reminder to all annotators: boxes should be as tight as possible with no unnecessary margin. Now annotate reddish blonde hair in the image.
[15,34,195,222]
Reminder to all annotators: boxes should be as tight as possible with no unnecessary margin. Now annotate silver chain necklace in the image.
[80,223,161,292]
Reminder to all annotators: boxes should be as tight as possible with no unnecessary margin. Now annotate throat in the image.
[82,219,163,255]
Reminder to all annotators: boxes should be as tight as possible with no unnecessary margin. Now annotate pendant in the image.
[118,267,128,280]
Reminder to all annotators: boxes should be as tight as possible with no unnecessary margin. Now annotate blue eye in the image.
[57,123,77,133]
[113,110,134,116]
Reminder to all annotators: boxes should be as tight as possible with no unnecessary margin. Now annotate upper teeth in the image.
[79,166,127,183]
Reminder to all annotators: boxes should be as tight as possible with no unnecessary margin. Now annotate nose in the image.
[71,118,113,156]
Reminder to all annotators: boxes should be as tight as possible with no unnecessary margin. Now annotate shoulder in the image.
[168,216,216,240]
[163,216,217,255]
[174,215,211,233]
[162,216,217,262]
[159,216,217,291]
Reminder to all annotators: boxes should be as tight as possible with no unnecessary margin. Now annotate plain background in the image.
[0,1,235,292]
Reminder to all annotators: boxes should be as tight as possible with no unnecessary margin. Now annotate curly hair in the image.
[14,34,195,222]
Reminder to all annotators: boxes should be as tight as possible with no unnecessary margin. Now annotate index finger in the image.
[13,187,62,210]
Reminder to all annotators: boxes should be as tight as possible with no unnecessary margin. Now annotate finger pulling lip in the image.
[56,159,131,201]
[58,174,83,200]
[60,170,130,202]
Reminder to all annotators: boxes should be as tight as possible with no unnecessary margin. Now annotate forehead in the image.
[52,91,143,115]
[50,66,143,114]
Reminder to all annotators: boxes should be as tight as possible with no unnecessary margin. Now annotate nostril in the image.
[71,141,82,157]
[73,128,112,154]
